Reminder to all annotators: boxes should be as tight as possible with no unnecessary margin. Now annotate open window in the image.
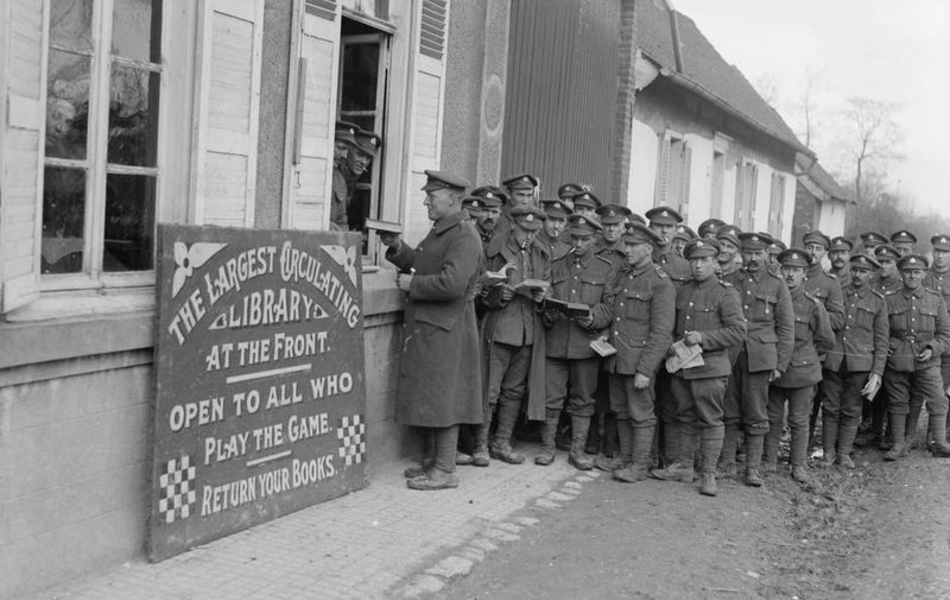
[339,21,390,240]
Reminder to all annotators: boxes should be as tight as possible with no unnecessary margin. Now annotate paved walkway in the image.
[34,452,598,600]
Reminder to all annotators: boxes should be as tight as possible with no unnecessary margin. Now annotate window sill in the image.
[1,269,405,371]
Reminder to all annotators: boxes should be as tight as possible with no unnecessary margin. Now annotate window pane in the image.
[50,0,94,52]
[46,50,91,159]
[109,66,159,166]
[104,173,155,271]
[340,43,379,116]
[42,167,87,274]
[112,0,162,62]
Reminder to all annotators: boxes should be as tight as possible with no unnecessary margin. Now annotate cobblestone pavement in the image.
[34,451,597,600]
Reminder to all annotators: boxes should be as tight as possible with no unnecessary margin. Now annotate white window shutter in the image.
[653,132,672,207]
[680,144,692,219]
[404,0,449,245]
[288,0,340,230]
[0,0,45,312]
[193,0,265,227]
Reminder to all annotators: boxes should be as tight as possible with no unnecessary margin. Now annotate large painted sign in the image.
[149,225,367,560]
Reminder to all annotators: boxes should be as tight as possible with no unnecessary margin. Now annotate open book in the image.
[512,278,550,298]
[544,297,591,319]
[665,338,704,373]
[482,263,515,287]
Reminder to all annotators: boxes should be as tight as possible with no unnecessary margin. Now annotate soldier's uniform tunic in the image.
[766,288,835,469]
[923,264,950,433]
[723,266,795,476]
[882,278,950,458]
[668,276,746,474]
[822,280,888,461]
[544,252,615,418]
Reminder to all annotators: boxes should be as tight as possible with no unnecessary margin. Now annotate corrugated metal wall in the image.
[502,0,620,199]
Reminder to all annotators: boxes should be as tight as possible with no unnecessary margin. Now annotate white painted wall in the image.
[683,133,712,227]
[628,118,659,215]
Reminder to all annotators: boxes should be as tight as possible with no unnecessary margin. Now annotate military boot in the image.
[662,423,680,468]
[534,415,559,466]
[614,424,652,483]
[836,422,859,469]
[602,412,620,458]
[743,434,765,487]
[404,429,436,478]
[698,427,724,497]
[490,404,525,464]
[717,424,739,477]
[928,415,950,457]
[650,427,695,483]
[883,414,908,461]
[598,418,633,472]
[569,416,595,470]
[821,414,839,467]
[471,419,491,467]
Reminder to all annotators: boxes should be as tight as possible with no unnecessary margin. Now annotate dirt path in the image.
[434,446,950,600]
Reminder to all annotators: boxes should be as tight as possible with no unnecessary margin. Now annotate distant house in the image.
[628,1,812,243]
[793,155,853,243]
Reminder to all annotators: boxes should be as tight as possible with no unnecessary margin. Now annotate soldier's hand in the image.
[499,284,515,302]
[861,373,882,401]
[768,369,783,383]
[684,331,703,346]
[396,273,413,292]
[917,347,934,362]
[633,373,651,389]
[531,287,548,304]
[576,314,594,328]
[378,232,401,248]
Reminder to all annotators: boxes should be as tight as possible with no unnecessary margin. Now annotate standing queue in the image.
[380,169,950,497]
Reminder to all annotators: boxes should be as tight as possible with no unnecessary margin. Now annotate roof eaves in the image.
[655,66,814,158]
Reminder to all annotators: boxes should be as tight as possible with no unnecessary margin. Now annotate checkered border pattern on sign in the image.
[158,455,197,524]
[337,414,366,466]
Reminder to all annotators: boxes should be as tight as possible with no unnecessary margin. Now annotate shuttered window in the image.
[193,0,264,228]
[654,131,691,215]
[769,172,786,238]
[733,160,758,231]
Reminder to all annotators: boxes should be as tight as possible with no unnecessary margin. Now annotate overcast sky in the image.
[672,0,950,216]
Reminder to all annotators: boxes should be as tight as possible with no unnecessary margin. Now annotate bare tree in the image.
[795,66,825,148]
[842,97,903,206]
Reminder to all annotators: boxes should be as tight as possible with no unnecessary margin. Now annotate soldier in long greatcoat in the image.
[382,170,483,490]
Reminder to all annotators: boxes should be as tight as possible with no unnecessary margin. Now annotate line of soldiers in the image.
[387,169,950,497]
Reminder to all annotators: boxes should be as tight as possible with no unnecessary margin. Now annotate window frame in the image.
[40,0,165,292]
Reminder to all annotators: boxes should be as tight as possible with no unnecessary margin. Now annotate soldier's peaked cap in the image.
[596,204,633,224]
[422,169,469,192]
[698,218,726,238]
[334,120,359,146]
[567,214,602,236]
[898,253,928,270]
[354,128,382,155]
[510,204,546,230]
[557,182,586,198]
[860,231,888,245]
[930,234,950,251]
[830,236,855,252]
[645,206,683,225]
[470,185,507,206]
[622,222,663,245]
[891,230,918,244]
[541,199,572,219]
[738,232,769,251]
[683,238,720,259]
[802,230,831,249]
[673,224,698,242]
[850,254,880,270]
[571,191,602,209]
[873,244,901,261]
[502,173,539,190]
[777,248,812,268]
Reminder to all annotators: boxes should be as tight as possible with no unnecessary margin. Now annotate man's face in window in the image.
[334,141,351,167]
[347,146,373,177]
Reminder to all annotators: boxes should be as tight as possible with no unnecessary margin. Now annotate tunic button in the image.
[614,331,619,335]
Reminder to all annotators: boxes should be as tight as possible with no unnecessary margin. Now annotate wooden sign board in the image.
[149,225,368,560]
